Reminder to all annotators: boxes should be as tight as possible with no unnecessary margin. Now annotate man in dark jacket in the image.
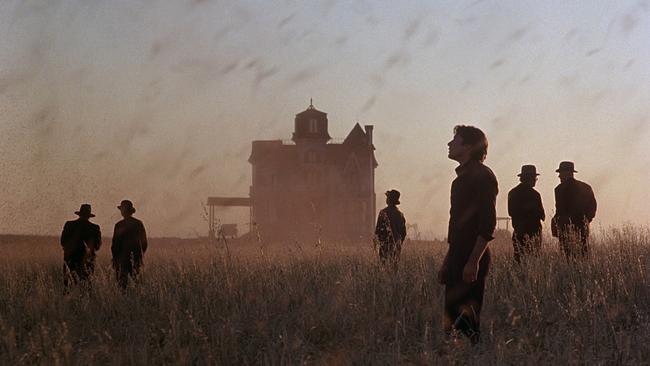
[508,165,545,262]
[374,189,407,265]
[60,204,101,288]
[438,125,498,344]
[552,161,597,258]
[112,200,148,289]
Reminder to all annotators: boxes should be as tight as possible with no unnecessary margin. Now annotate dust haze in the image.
[1,0,649,238]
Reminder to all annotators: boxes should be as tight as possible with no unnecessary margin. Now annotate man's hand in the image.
[463,260,479,283]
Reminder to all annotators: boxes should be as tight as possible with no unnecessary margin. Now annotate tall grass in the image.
[0,227,649,365]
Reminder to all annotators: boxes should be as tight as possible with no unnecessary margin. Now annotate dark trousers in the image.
[444,278,486,344]
[114,249,143,289]
[63,251,93,288]
[559,225,589,258]
[444,250,490,344]
[512,231,542,262]
[378,240,402,265]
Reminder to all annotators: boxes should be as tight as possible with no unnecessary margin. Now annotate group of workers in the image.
[59,124,597,345]
[374,125,597,344]
[60,199,148,290]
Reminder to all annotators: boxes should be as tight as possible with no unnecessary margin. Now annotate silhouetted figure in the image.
[508,165,545,262]
[60,204,101,289]
[552,161,597,258]
[374,189,407,265]
[112,200,148,289]
[438,125,497,344]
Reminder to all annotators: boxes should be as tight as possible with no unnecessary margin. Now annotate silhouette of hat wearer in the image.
[117,200,136,214]
[556,161,578,173]
[385,190,401,205]
[517,165,540,177]
[75,204,95,218]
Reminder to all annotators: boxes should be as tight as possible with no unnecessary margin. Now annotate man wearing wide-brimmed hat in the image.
[374,189,407,265]
[60,204,102,288]
[508,165,545,262]
[111,200,148,289]
[552,161,597,258]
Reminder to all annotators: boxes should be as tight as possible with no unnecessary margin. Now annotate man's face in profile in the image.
[525,177,538,188]
[447,134,469,161]
[559,171,573,183]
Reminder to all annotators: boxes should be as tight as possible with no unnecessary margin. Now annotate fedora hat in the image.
[385,189,401,205]
[117,199,136,214]
[75,204,95,218]
[556,161,577,173]
[517,165,539,177]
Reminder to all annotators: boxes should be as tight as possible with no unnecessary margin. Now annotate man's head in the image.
[385,190,401,206]
[518,165,539,187]
[117,199,136,218]
[556,161,577,183]
[447,125,488,164]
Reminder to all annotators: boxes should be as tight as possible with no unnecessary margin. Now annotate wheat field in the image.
[0,227,649,365]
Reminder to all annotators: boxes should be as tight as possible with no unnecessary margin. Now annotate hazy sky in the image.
[2,0,650,238]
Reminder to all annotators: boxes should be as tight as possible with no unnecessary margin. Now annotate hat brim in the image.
[75,211,95,218]
[117,206,136,213]
[517,173,540,177]
[555,169,577,173]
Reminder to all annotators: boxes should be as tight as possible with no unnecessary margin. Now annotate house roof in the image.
[250,124,377,168]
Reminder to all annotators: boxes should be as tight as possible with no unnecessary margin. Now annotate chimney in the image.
[364,125,374,146]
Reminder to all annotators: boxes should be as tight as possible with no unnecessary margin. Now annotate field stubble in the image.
[0,227,649,365]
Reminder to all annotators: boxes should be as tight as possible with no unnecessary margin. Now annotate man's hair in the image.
[453,125,488,162]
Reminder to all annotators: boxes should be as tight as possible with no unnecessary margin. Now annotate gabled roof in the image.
[343,123,367,146]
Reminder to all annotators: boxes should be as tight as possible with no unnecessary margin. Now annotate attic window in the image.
[309,119,319,133]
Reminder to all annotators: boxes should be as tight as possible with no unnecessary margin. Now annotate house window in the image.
[306,150,318,163]
[309,119,319,133]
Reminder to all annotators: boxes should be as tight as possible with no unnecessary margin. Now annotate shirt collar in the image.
[455,159,480,176]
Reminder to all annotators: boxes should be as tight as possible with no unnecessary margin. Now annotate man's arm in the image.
[586,186,597,222]
[111,224,120,259]
[60,222,70,248]
[140,222,148,253]
[477,174,498,243]
[464,236,489,283]
[507,190,517,218]
[465,173,497,283]
[554,186,563,216]
[536,191,546,222]
[374,211,384,237]
[92,224,102,251]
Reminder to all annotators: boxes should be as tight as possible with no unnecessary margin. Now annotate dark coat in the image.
[553,178,597,230]
[112,217,148,265]
[60,219,102,259]
[375,205,406,244]
[508,183,545,236]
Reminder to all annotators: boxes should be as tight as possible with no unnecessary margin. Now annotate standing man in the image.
[508,165,545,262]
[438,125,498,344]
[374,189,407,265]
[552,161,597,258]
[60,204,102,288]
[112,200,148,289]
